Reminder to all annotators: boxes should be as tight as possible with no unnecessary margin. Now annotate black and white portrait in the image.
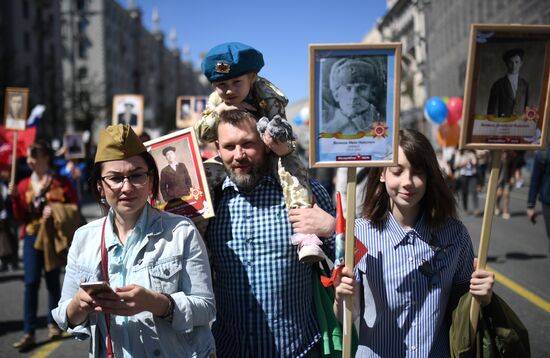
[463,24,550,149]
[309,44,400,167]
[321,56,387,136]
[64,133,85,159]
[112,94,144,134]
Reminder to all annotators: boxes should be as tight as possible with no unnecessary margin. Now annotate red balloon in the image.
[446,97,463,125]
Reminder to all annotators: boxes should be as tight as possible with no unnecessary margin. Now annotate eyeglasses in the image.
[101,172,150,189]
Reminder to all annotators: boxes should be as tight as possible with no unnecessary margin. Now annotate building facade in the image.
[0,0,64,139]
[1,0,208,142]
[59,0,209,136]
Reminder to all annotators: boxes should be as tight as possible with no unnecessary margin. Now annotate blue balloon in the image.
[424,97,448,124]
[293,114,304,126]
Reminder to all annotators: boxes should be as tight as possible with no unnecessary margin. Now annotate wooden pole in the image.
[10,131,18,186]
[469,149,502,335]
[342,167,357,358]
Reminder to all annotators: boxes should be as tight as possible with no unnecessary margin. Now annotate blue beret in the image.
[201,42,264,82]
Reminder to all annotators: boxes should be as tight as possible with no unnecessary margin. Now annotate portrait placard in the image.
[3,87,29,131]
[112,94,144,135]
[309,43,401,168]
[461,24,550,150]
[144,128,214,222]
[176,95,208,128]
[64,132,86,160]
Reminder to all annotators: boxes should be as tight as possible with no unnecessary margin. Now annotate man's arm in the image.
[159,169,169,202]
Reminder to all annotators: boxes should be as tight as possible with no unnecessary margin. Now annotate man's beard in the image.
[225,161,266,192]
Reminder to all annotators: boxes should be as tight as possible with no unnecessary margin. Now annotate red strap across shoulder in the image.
[100,217,114,358]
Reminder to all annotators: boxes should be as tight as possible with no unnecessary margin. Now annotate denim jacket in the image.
[52,204,216,357]
[528,145,550,207]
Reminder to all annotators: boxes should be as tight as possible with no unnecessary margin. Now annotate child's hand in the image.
[215,101,257,115]
[334,266,356,304]
[470,258,495,306]
[263,132,292,156]
[289,204,336,238]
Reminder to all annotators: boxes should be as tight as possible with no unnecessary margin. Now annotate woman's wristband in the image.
[159,293,175,322]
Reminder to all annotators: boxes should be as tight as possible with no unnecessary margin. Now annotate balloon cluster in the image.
[424,96,463,126]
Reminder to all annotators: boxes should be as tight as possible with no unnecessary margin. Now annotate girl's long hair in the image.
[362,128,457,228]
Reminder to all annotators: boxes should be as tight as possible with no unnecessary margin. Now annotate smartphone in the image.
[80,281,115,296]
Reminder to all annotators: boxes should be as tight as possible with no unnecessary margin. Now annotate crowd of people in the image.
[2,40,545,357]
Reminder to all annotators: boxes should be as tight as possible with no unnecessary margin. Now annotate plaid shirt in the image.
[207,175,335,357]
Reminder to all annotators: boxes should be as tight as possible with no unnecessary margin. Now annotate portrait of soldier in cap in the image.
[487,47,529,118]
[112,94,144,134]
[322,57,386,136]
[159,145,193,202]
[117,102,138,126]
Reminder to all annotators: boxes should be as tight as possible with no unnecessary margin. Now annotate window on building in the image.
[24,32,30,52]
[23,0,29,19]
[24,65,31,84]
[77,0,86,11]
[78,66,88,80]
[78,40,87,59]
[78,18,88,34]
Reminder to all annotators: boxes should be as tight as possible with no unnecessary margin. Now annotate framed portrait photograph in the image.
[64,132,86,160]
[461,24,550,150]
[112,94,144,135]
[176,95,208,128]
[309,43,401,168]
[3,87,30,131]
[143,128,214,222]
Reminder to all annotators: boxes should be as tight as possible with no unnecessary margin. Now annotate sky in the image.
[121,0,388,105]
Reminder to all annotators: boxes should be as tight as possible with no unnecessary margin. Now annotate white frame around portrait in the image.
[309,43,401,168]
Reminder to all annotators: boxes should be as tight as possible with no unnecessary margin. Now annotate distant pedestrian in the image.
[527,143,550,254]
[9,140,79,351]
[454,149,480,216]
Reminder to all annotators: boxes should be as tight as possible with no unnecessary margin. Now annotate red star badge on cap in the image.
[215,62,230,74]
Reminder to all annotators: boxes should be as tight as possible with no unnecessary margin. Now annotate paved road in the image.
[1,182,549,357]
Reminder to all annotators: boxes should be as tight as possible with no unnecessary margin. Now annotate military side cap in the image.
[201,42,264,82]
[95,124,146,163]
[330,58,378,92]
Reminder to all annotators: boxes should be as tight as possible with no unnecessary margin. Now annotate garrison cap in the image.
[94,124,146,163]
[329,58,378,92]
[502,48,524,62]
[201,42,264,82]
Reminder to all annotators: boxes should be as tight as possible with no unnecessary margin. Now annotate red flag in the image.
[320,192,368,287]
[0,126,37,168]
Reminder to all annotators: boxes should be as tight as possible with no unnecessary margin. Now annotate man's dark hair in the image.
[218,110,255,126]
[502,48,524,62]
[162,146,176,156]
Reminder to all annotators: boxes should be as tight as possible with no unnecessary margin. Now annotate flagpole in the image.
[342,167,357,358]
[469,149,501,335]
[10,131,18,186]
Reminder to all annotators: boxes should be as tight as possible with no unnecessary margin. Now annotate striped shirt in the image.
[207,175,335,358]
[354,213,474,357]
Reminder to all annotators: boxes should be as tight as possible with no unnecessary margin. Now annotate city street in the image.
[1,180,549,357]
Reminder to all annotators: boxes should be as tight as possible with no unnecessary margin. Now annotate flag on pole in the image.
[320,192,368,287]
[0,105,44,168]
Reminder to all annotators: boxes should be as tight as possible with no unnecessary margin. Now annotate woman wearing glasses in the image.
[53,124,215,357]
[333,129,495,357]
